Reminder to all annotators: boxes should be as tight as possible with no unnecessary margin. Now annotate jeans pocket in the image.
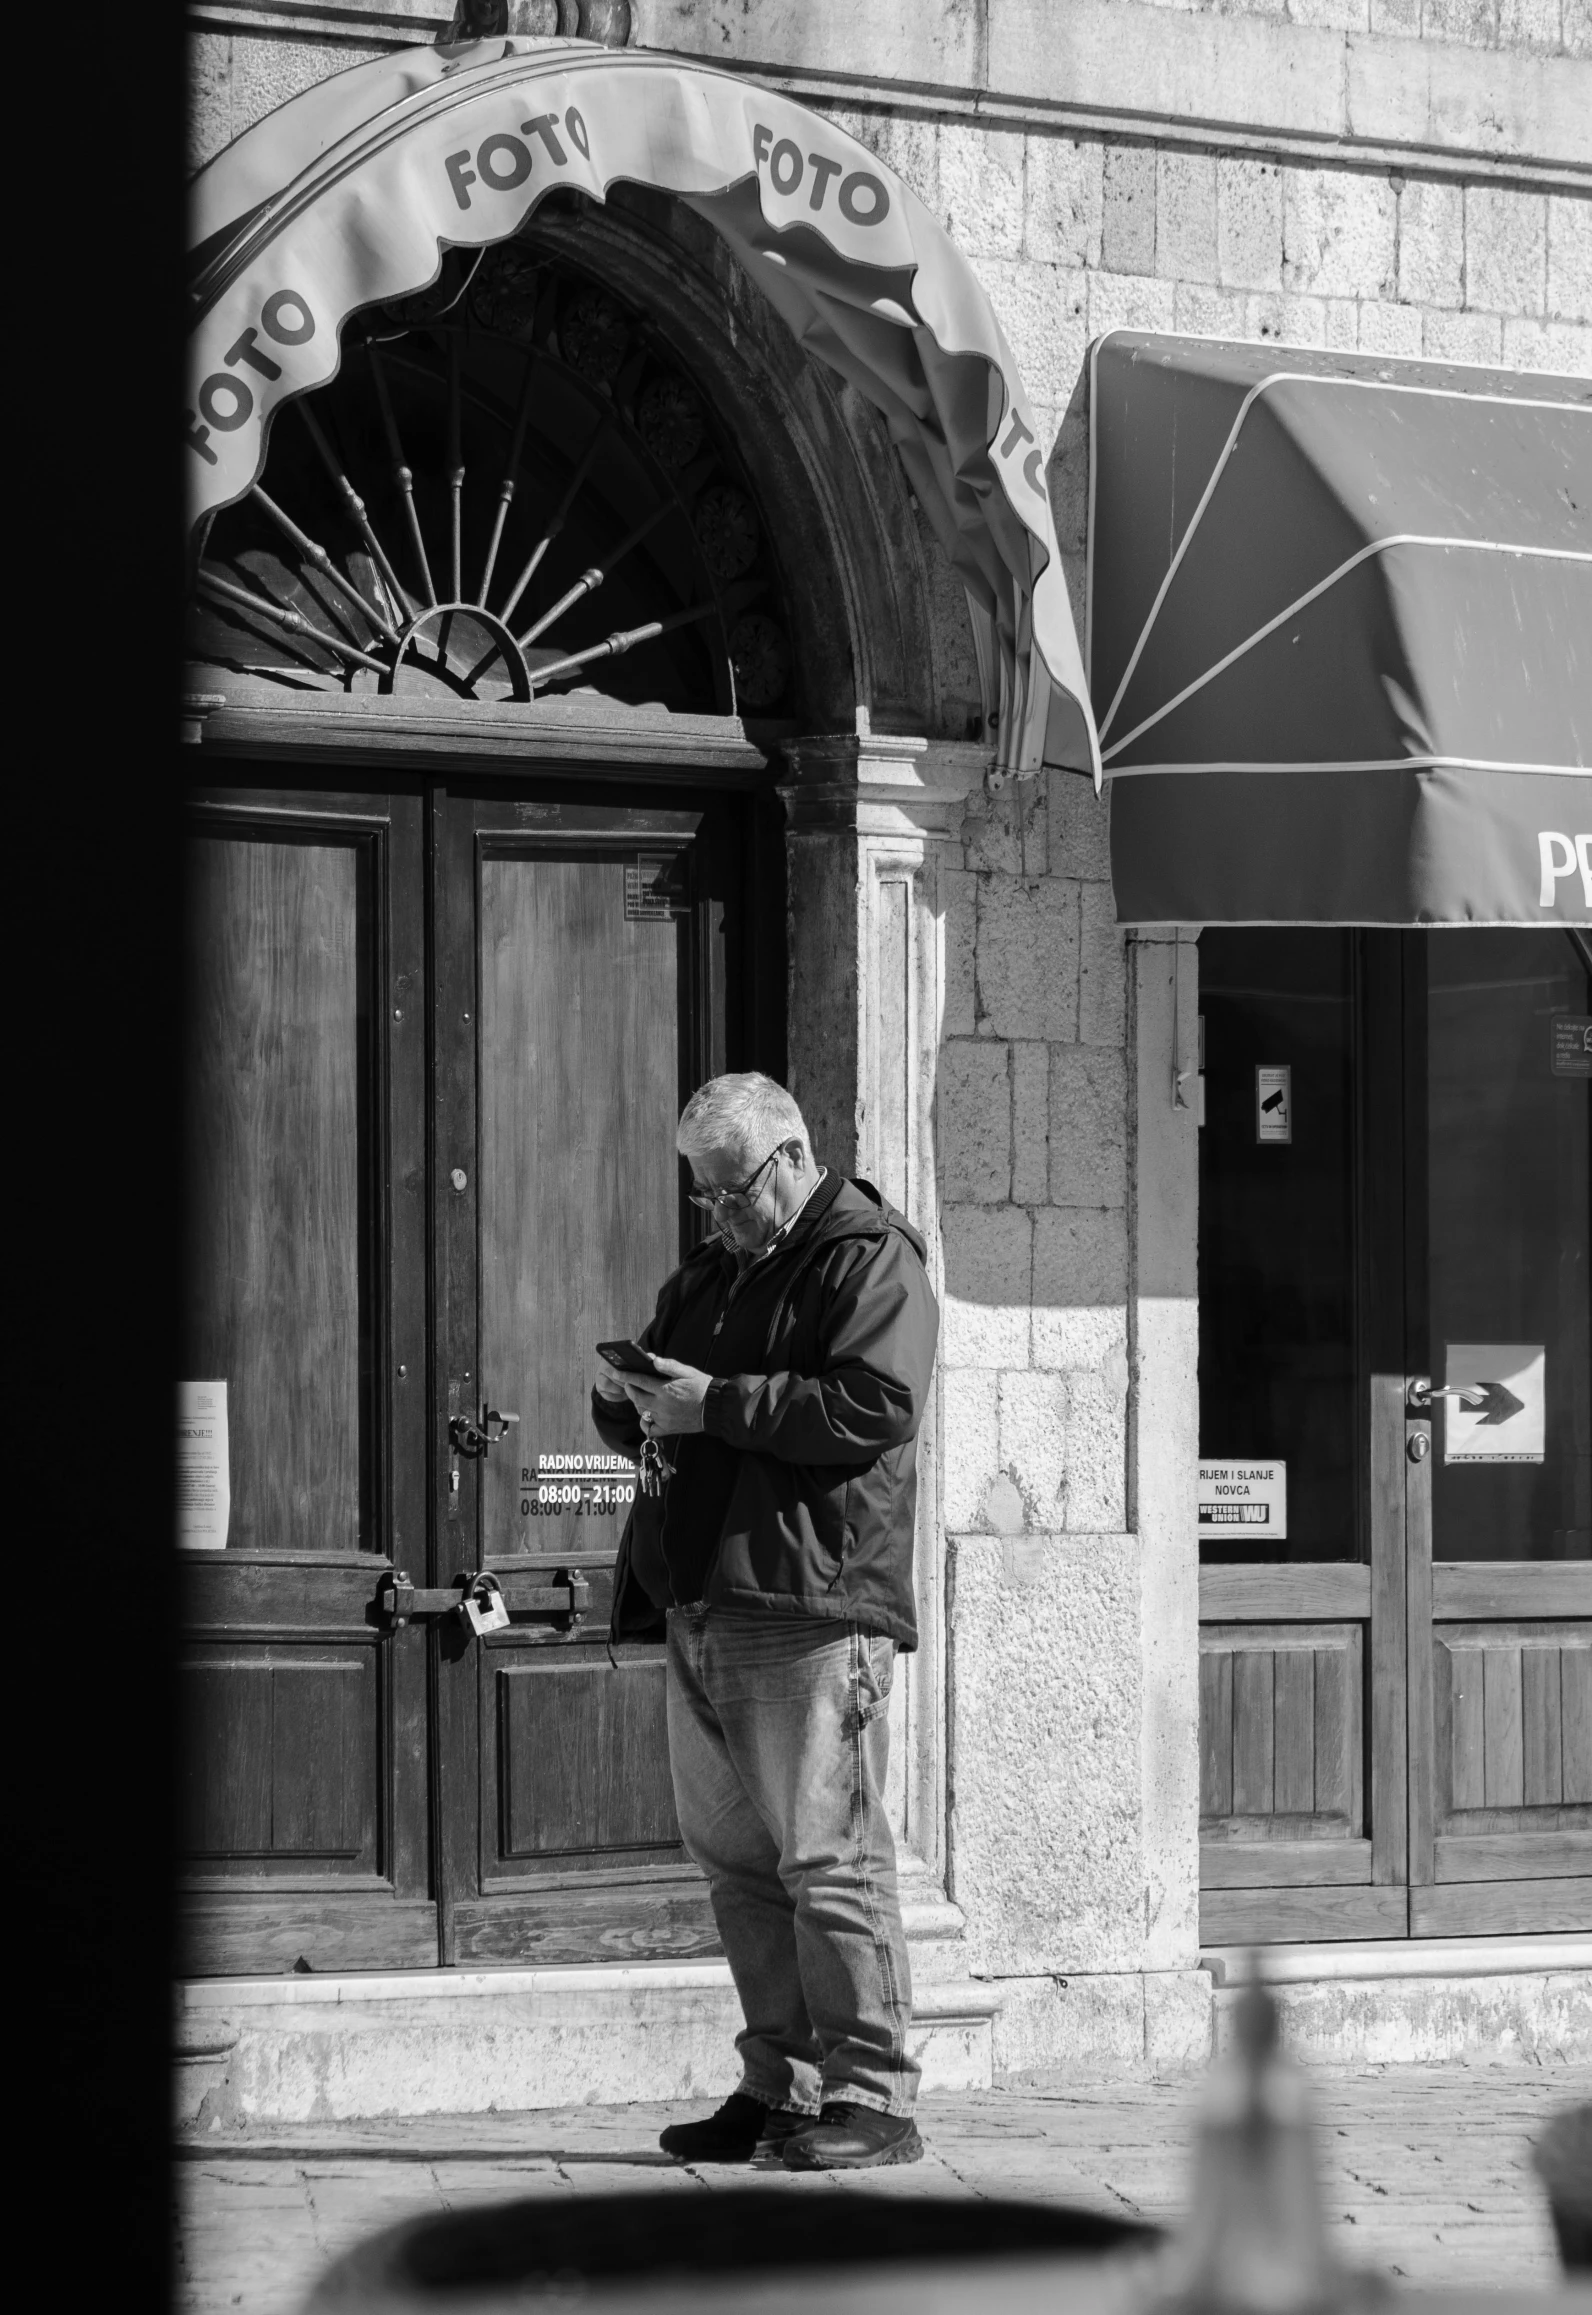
[856,1629,896,1727]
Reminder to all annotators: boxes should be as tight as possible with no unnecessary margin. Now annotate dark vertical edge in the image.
[33,0,182,2264]
[751,780,788,1086]
[1362,933,1408,1901]
[429,785,482,1961]
[387,788,432,1906]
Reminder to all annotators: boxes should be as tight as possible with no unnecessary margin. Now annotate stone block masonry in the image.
[825,109,1592,462]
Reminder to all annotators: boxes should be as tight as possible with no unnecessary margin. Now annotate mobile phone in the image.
[596,1339,665,1376]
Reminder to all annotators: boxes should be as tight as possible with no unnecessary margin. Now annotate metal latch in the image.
[379,1567,591,1634]
[380,1572,464,1627]
[449,1404,520,1458]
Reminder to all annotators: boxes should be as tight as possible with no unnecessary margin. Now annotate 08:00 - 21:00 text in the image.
[521,1483,636,1516]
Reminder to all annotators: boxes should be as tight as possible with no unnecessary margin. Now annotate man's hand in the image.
[622,1356,712,1436]
[593,1358,632,1405]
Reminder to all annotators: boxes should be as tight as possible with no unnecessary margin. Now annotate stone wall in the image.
[832,107,1592,448]
[1053,0,1589,53]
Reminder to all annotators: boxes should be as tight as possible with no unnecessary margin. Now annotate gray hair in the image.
[677,1073,811,1168]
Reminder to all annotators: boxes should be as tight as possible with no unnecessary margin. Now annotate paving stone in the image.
[176,2070,1592,2309]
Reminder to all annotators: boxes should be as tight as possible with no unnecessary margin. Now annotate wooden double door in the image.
[1198,928,1591,1945]
[179,765,775,1975]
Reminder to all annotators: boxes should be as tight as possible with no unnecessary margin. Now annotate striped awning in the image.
[1091,333,1592,925]
[187,35,1099,783]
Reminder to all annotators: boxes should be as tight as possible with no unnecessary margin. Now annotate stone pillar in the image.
[1129,927,1204,2024]
[778,724,991,1882]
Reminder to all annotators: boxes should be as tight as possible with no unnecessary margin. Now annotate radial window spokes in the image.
[187,249,794,719]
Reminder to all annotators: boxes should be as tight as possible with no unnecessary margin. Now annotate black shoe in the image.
[658,2092,810,2164]
[781,2101,924,2170]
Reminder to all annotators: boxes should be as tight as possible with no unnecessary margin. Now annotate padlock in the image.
[460,1572,510,1636]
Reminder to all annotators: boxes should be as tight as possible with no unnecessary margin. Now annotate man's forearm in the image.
[702,1368,923,1462]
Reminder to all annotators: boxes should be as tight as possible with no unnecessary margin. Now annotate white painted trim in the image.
[1203,1934,1592,1986]
[1109,756,1591,778]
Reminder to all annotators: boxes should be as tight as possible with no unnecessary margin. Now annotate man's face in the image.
[690,1139,801,1253]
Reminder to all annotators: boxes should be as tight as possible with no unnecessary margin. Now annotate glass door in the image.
[1405,929,1592,1936]
[1195,931,1408,1944]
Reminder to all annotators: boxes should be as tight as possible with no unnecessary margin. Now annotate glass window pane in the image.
[1198,930,1358,1562]
[1426,928,1591,1563]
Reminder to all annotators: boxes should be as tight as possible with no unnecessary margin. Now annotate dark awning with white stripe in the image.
[1090,334,1591,925]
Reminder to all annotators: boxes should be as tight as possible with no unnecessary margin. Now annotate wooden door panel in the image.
[1202,1887,1406,1943]
[1432,1623,1592,1839]
[181,1649,375,1864]
[450,1875,720,1967]
[434,787,747,1965]
[1199,1625,1363,1845]
[1412,1879,1592,1937]
[1202,1840,1372,1889]
[497,1655,680,1861]
[1435,1832,1592,1881]
[179,784,434,1975]
[183,1894,439,1976]
[183,829,368,1552]
[478,845,684,1564]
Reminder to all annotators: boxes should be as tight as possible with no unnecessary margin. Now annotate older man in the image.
[591,1072,938,2171]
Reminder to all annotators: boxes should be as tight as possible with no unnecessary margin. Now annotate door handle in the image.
[449,1404,520,1457]
[1408,1377,1494,1412]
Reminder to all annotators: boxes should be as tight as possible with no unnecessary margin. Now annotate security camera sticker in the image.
[1255,1066,1291,1144]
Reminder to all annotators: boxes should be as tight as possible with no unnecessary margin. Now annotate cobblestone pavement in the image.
[175,2065,1591,2312]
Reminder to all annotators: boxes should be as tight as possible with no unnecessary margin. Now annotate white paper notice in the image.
[178,1381,231,1548]
[1198,1461,1287,1541]
[1255,1066,1292,1144]
[1443,1344,1545,1465]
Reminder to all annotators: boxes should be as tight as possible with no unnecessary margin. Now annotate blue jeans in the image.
[666,1606,919,2118]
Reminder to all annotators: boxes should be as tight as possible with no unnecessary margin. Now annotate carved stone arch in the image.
[520,183,948,737]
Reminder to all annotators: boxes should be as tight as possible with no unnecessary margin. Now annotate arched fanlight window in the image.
[188,238,795,720]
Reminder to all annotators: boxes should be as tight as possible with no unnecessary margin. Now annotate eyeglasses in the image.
[687,1143,784,1212]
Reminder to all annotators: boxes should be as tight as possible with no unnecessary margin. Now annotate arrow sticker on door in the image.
[1443,1344,1545,1464]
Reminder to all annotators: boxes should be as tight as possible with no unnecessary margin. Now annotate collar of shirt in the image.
[734,1166,828,1272]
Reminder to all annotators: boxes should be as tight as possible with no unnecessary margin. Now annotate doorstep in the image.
[176,1898,1004,2129]
[1203,1934,1592,2066]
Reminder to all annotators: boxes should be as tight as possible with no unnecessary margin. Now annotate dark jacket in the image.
[591,1172,938,1651]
